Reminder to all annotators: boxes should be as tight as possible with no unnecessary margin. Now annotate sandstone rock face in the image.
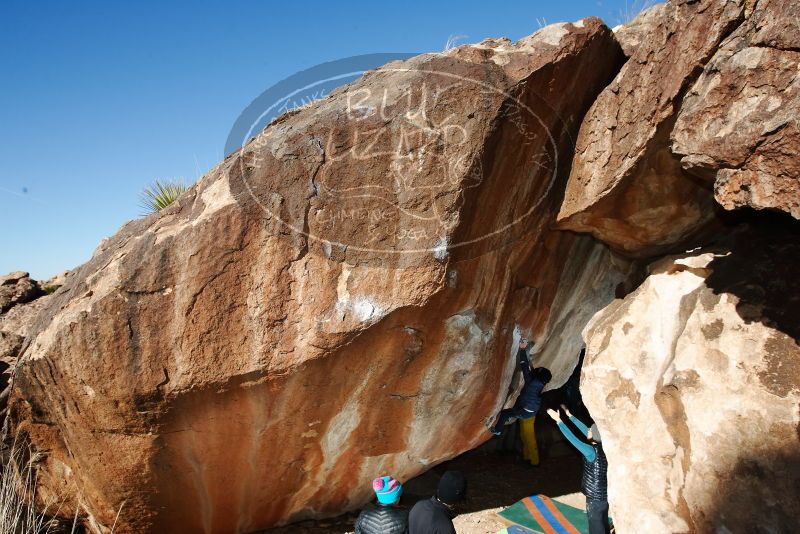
[0,330,23,366]
[0,328,24,403]
[0,291,50,343]
[581,225,800,533]
[0,272,49,368]
[673,0,800,219]
[0,271,43,313]
[558,0,747,254]
[9,21,627,533]
[0,277,52,425]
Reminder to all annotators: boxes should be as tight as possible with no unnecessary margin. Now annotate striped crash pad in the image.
[496,495,598,534]
[497,526,540,534]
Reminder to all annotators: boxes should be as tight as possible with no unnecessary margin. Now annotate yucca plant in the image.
[139,179,189,215]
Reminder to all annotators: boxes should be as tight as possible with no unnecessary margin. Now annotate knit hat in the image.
[437,470,467,505]
[590,423,602,443]
[533,367,552,384]
[373,475,403,505]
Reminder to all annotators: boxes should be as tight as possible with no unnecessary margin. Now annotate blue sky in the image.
[1,0,643,279]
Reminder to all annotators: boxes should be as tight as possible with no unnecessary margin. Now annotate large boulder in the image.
[9,20,626,533]
[672,0,800,219]
[557,0,746,254]
[581,224,800,533]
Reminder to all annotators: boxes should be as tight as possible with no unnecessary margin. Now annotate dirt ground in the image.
[264,419,587,534]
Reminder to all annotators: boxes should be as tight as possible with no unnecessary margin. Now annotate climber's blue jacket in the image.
[516,348,547,414]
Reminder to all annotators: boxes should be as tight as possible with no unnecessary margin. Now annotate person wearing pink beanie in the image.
[354,475,408,534]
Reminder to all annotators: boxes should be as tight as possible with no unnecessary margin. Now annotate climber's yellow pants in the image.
[520,416,539,466]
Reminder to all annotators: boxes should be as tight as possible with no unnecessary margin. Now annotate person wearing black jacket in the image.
[354,475,408,534]
[490,339,552,435]
[408,471,466,534]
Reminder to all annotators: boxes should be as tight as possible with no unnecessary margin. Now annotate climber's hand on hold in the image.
[546,408,561,422]
[560,404,572,418]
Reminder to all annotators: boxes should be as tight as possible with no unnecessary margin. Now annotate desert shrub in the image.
[41,286,59,295]
[139,179,189,215]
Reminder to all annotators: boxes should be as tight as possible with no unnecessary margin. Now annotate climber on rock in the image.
[354,475,409,534]
[547,405,610,534]
[489,339,551,436]
[408,470,467,534]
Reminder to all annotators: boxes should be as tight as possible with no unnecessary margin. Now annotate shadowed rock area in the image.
[558,0,745,255]
[557,1,800,531]
[581,222,800,533]
[672,0,800,218]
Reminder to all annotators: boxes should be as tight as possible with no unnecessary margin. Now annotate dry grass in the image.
[0,440,82,534]
[616,0,658,26]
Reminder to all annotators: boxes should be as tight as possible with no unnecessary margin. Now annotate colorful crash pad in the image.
[497,525,540,534]
[496,494,605,534]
